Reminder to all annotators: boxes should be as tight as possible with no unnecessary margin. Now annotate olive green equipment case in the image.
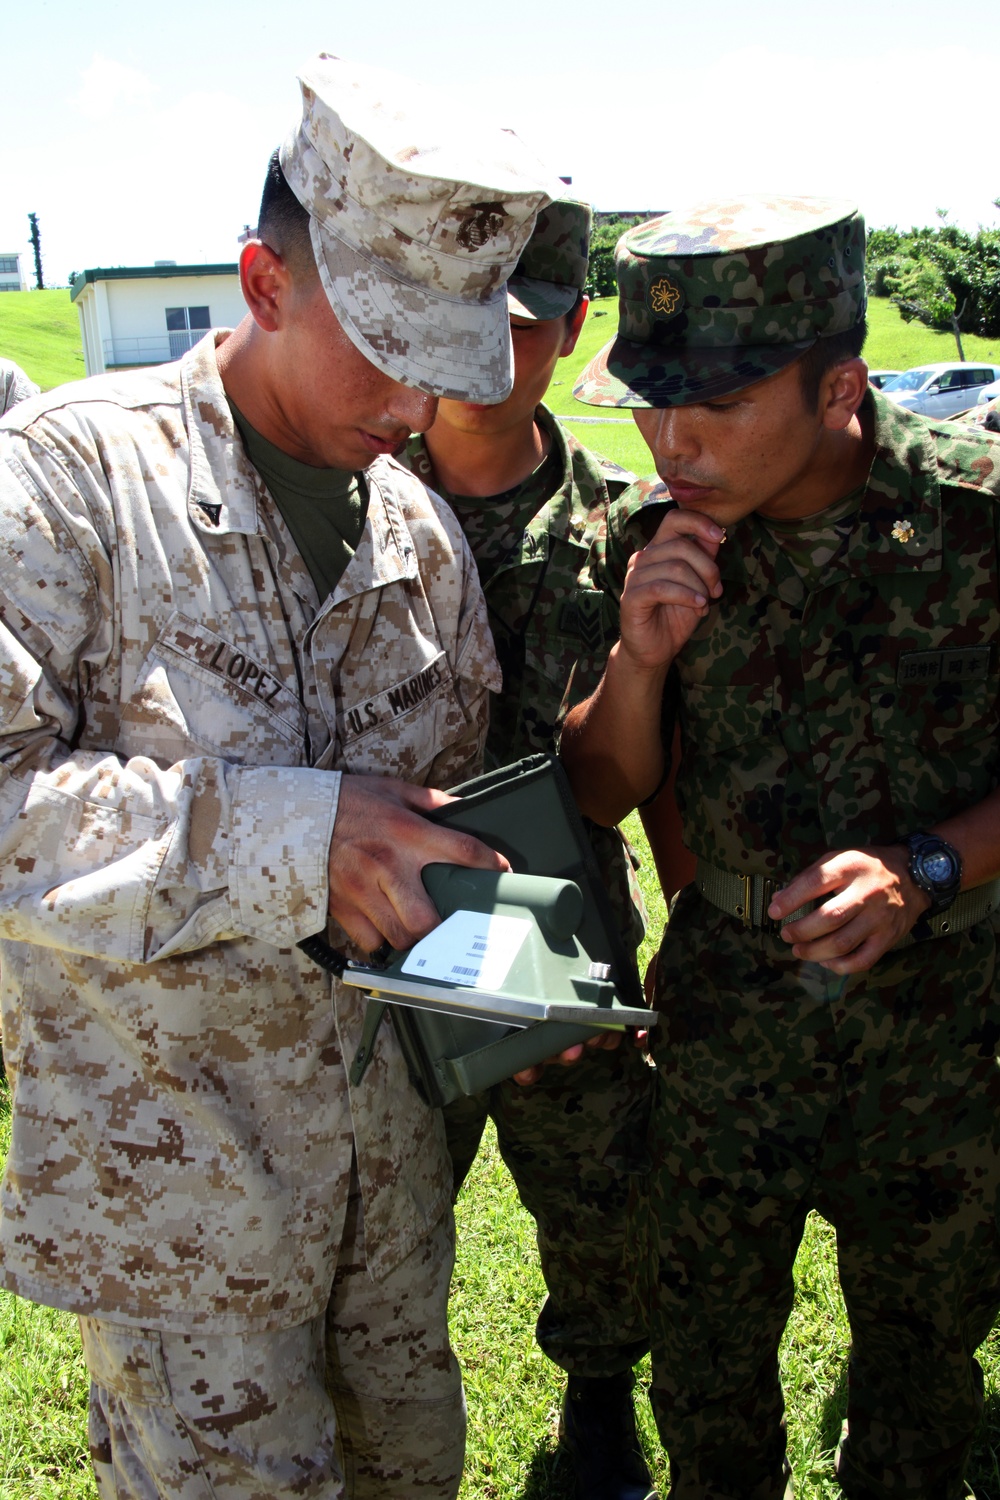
[298,754,655,1106]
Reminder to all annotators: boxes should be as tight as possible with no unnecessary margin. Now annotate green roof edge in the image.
[70,263,239,303]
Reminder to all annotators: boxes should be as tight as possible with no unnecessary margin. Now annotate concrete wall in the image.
[76,272,245,374]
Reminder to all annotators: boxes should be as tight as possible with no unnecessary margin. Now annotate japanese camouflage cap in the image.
[280,55,557,402]
[507,198,591,322]
[574,195,867,407]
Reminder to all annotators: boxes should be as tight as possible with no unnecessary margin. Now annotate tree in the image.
[885,254,967,360]
[585,219,639,298]
[867,211,1000,354]
[27,213,44,291]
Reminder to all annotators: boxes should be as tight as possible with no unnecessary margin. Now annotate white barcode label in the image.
[401,910,531,990]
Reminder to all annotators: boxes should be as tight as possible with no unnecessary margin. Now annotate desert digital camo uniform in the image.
[403,407,653,1380]
[0,331,499,1331]
[592,391,1000,1497]
[0,358,40,416]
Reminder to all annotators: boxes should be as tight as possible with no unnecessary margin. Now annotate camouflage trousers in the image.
[444,1037,653,1378]
[639,889,1000,1500]
[79,1177,464,1499]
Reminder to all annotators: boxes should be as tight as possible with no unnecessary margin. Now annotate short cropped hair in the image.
[257,151,317,282]
[797,317,868,409]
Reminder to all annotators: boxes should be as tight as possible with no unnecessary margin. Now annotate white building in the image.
[70,262,244,376]
[0,253,28,294]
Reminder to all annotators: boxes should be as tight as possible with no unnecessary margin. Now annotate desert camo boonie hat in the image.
[574,195,867,407]
[280,54,558,403]
[506,198,591,321]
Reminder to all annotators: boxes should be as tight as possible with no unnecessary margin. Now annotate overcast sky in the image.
[3,0,998,288]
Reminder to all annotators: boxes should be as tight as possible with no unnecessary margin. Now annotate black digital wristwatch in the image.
[898,832,963,916]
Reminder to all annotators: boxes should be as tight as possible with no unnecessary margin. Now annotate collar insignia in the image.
[891,518,915,545]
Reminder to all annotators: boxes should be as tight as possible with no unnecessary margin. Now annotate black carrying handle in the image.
[296,931,350,979]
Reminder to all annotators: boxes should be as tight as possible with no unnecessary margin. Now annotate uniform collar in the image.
[726,391,946,591]
[329,462,417,604]
[846,389,942,577]
[180,333,415,601]
[181,332,263,537]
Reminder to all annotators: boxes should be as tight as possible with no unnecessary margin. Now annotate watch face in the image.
[922,849,959,886]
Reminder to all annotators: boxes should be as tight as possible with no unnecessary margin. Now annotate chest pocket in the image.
[116,613,306,767]
[337,649,470,781]
[680,680,777,753]
[868,671,999,821]
[675,679,790,867]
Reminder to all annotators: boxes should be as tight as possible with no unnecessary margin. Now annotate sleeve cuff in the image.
[229,766,341,946]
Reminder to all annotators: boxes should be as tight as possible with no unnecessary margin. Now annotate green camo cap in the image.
[507,198,591,322]
[574,195,867,407]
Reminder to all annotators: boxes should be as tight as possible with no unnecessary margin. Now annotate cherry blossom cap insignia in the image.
[574,195,867,407]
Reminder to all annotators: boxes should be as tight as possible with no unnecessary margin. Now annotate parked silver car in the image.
[868,369,901,390]
[881,362,1000,418]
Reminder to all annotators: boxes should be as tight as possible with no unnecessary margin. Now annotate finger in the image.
[332,905,390,953]
[511,1030,626,1083]
[768,859,856,920]
[583,1030,623,1053]
[785,912,873,964]
[816,930,896,975]
[779,893,861,944]
[630,537,723,598]
[345,870,443,953]
[650,508,726,553]
[419,823,510,874]
[512,1042,588,1086]
[624,578,714,620]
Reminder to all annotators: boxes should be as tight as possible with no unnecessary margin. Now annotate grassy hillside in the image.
[0,289,85,392]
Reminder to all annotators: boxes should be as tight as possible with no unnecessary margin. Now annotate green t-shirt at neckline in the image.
[229,399,369,603]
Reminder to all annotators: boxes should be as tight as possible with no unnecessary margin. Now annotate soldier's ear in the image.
[239,240,293,334]
[560,296,589,359]
[820,357,867,432]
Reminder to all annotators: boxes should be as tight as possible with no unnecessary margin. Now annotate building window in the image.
[165,306,211,357]
[0,257,18,274]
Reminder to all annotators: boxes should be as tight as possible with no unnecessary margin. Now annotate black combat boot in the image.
[559,1372,659,1500]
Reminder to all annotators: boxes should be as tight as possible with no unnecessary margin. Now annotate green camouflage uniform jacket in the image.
[405,404,631,767]
[404,404,644,946]
[594,390,1000,877]
[593,389,1000,1154]
[0,332,499,1330]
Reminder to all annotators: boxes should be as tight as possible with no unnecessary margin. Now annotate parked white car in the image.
[977,374,1000,406]
[868,369,901,390]
[881,362,1000,419]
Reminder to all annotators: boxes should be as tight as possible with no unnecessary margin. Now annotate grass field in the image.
[0,289,84,392]
[2,290,1000,1496]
